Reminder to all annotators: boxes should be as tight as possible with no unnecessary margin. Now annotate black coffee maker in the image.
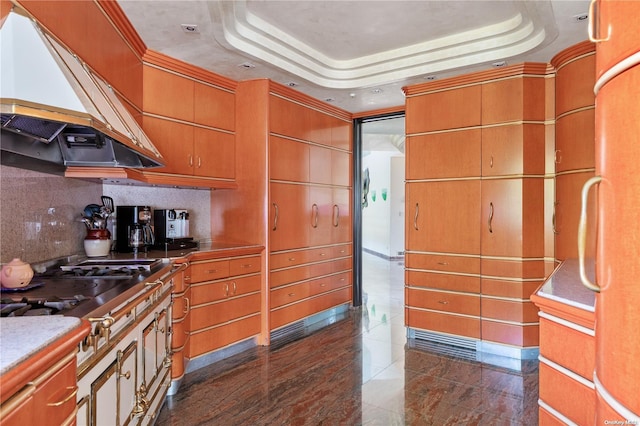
[115,206,155,253]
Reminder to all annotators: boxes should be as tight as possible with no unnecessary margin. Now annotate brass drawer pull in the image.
[578,176,602,292]
[488,202,494,233]
[272,203,279,231]
[438,300,449,305]
[312,203,319,228]
[47,387,78,407]
[414,203,419,230]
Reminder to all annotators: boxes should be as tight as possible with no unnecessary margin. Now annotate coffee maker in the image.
[115,206,155,253]
[154,209,198,250]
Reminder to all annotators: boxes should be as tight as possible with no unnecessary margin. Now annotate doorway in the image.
[353,113,405,311]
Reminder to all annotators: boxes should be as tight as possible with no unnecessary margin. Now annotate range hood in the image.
[0,8,164,170]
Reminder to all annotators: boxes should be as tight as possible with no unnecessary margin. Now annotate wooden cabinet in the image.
[532,260,597,425]
[403,64,551,352]
[188,255,262,358]
[0,322,89,426]
[140,55,237,188]
[169,263,191,394]
[593,21,640,417]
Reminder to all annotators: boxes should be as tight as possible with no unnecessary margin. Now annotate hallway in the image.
[157,252,538,425]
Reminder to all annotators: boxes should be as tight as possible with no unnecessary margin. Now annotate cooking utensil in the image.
[101,196,114,214]
[83,204,101,218]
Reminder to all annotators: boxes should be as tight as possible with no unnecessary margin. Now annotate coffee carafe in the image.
[115,206,155,253]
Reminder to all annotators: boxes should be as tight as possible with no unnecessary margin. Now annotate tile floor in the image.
[156,252,539,425]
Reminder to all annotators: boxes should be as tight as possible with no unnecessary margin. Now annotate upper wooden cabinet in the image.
[592,0,640,77]
[405,85,481,133]
[555,53,596,116]
[143,65,195,121]
[194,81,235,131]
[406,129,481,180]
[481,124,546,177]
[555,109,596,172]
[481,76,546,124]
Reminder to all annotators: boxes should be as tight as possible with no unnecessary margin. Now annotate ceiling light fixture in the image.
[371,88,383,94]
[424,75,437,81]
[238,62,256,69]
[492,61,507,68]
[325,98,335,102]
[349,93,356,98]
[286,82,298,87]
[181,24,199,33]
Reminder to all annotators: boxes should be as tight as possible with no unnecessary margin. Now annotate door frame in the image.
[352,111,405,307]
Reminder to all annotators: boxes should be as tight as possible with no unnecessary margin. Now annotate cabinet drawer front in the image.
[406,308,480,339]
[539,316,595,380]
[270,265,311,288]
[270,250,311,270]
[191,281,228,306]
[481,258,551,279]
[406,288,480,316]
[481,278,540,299]
[225,293,261,322]
[229,256,261,276]
[481,298,539,323]
[270,272,351,309]
[190,260,230,282]
[330,257,352,273]
[33,357,77,426]
[270,287,351,330]
[481,320,539,347]
[406,253,480,275]
[332,244,352,258]
[539,362,595,425]
[406,270,480,293]
[190,314,260,358]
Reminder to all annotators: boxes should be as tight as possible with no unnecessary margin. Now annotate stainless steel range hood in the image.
[0,8,164,170]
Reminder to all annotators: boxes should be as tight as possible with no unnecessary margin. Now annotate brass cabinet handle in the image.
[232,281,237,295]
[189,154,193,167]
[488,202,494,233]
[119,371,131,380]
[552,201,559,235]
[47,387,78,407]
[333,204,340,227]
[578,176,602,292]
[489,155,494,168]
[413,203,419,231]
[224,283,229,296]
[588,0,610,43]
[272,203,279,231]
[312,203,319,228]
[183,297,190,314]
[555,150,562,164]
[206,269,218,274]
[288,293,295,297]
[438,300,449,305]
[197,156,202,168]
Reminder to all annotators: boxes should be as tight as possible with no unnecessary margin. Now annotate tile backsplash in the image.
[0,165,211,264]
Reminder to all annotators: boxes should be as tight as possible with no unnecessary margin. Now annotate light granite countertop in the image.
[536,258,596,312]
[0,316,83,375]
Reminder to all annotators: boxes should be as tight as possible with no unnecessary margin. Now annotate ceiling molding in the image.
[210,0,556,89]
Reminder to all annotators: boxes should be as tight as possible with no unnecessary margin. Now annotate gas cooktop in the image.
[0,257,169,318]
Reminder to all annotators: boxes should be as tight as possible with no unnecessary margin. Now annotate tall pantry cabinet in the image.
[588,0,640,421]
[403,64,554,356]
[211,80,353,343]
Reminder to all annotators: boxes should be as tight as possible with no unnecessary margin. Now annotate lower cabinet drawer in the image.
[189,314,260,357]
[481,298,539,323]
[405,307,480,339]
[270,287,351,330]
[539,360,595,425]
[406,287,480,316]
[270,272,351,309]
[190,259,230,282]
[33,356,77,426]
[406,270,480,293]
[539,315,595,380]
[190,293,261,330]
[405,252,480,275]
[481,320,539,347]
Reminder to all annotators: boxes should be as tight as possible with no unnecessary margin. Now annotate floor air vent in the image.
[408,338,477,362]
[412,329,476,349]
[270,321,305,349]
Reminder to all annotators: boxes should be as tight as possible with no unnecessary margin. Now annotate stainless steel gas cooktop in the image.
[0,257,168,318]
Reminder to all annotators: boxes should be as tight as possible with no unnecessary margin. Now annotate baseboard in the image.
[362,247,404,261]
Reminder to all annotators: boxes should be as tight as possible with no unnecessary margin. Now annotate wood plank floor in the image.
[157,253,538,425]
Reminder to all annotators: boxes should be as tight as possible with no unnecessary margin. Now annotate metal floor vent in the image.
[413,329,477,350]
[270,321,305,349]
[409,338,477,362]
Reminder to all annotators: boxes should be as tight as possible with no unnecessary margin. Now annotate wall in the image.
[362,151,405,258]
[0,165,212,264]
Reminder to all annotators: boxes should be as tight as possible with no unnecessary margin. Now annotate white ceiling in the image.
[117,0,590,114]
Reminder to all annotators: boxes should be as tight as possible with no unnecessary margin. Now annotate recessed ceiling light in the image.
[573,13,588,22]
[325,98,335,102]
[238,62,256,69]
[181,24,199,33]
[492,61,507,68]
[424,75,437,81]
[286,82,298,87]
[371,88,383,94]
[349,93,356,98]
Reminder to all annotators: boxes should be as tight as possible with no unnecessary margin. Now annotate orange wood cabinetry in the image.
[140,54,237,188]
[532,260,597,424]
[592,5,640,414]
[0,324,90,426]
[403,64,551,350]
[170,263,191,384]
[188,255,261,358]
[551,43,596,261]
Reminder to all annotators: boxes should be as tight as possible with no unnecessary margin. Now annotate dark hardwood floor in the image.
[157,253,538,425]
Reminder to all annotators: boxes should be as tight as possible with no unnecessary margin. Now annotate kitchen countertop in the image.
[0,316,85,375]
[535,258,596,312]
